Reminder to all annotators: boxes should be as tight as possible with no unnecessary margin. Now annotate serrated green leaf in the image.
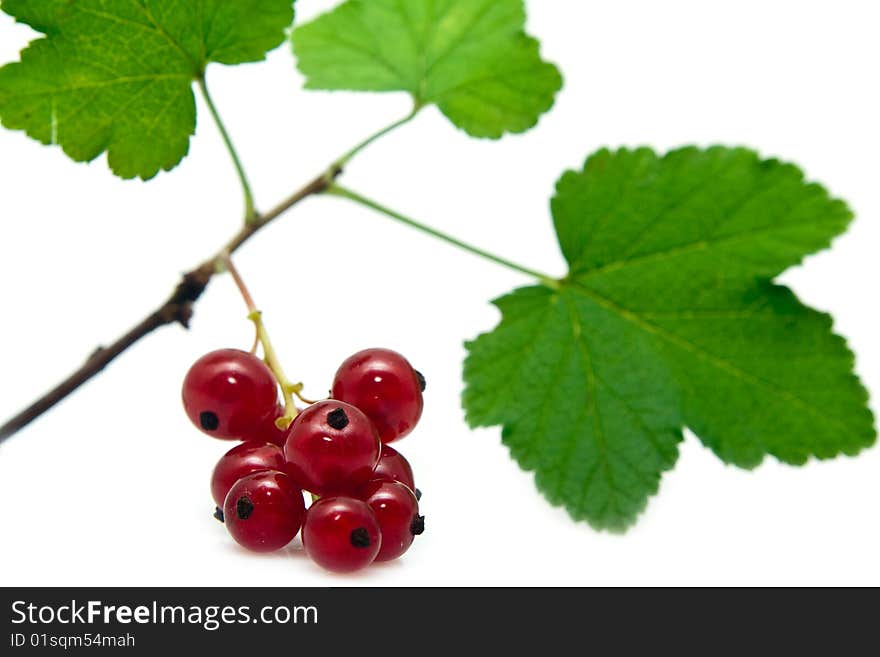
[0,0,295,180]
[292,0,562,138]
[463,147,876,531]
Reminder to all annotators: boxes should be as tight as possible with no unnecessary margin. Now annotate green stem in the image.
[198,77,257,223]
[327,184,560,289]
[249,310,301,427]
[220,253,300,427]
[333,105,421,170]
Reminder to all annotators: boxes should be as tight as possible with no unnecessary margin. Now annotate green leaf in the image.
[463,147,876,531]
[292,0,562,138]
[0,0,295,180]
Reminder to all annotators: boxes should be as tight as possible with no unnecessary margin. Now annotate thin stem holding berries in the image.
[326,184,561,289]
[220,253,302,428]
[221,252,259,314]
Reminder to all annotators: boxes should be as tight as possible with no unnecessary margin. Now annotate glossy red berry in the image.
[332,348,425,443]
[373,444,415,492]
[250,404,290,447]
[223,471,305,553]
[283,400,380,496]
[210,441,286,508]
[357,480,422,562]
[182,349,278,440]
[302,497,381,573]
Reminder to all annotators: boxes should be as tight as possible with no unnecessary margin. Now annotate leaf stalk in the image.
[326,184,560,289]
[197,77,258,223]
[333,105,421,169]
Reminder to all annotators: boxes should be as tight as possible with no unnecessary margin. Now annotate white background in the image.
[0,0,878,586]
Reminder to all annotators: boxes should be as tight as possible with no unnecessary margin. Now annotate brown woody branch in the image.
[0,168,339,443]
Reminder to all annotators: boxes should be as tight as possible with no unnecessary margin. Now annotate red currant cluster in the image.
[181,347,425,573]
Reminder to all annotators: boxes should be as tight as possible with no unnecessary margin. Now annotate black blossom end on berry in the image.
[415,488,422,501]
[415,370,426,392]
[236,496,255,521]
[327,407,350,430]
[349,527,372,549]
[410,515,425,536]
[199,411,220,431]
[213,506,225,523]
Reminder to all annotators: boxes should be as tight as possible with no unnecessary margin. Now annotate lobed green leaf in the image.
[0,0,296,179]
[464,146,876,530]
[292,0,562,138]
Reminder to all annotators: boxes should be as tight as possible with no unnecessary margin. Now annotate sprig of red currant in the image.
[183,347,426,573]
[180,257,426,573]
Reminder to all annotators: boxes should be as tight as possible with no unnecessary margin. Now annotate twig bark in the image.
[0,169,339,443]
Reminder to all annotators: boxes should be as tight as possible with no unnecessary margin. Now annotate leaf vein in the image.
[575,284,858,434]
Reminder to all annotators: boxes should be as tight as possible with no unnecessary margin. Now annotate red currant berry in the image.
[223,471,305,553]
[284,401,380,496]
[182,349,278,440]
[250,404,289,447]
[357,480,422,562]
[332,348,425,443]
[373,444,415,492]
[302,497,381,573]
[210,441,286,508]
